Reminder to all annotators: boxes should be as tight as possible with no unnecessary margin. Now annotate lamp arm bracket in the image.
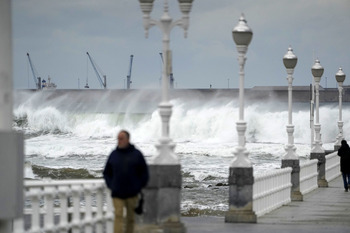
[143,17,159,38]
[171,19,184,29]
[171,18,189,38]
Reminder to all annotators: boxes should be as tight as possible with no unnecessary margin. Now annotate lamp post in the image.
[310,81,315,148]
[334,67,346,150]
[139,0,193,164]
[311,59,325,154]
[231,14,253,168]
[225,14,257,223]
[282,47,298,159]
[138,0,193,231]
[310,59,328,187]
[281,46,303,201]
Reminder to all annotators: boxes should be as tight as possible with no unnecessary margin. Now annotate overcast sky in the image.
[12,0,350,89]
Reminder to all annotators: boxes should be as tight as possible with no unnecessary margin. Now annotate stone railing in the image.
[14,179,113,233]
[12,155,342,232]
[299,159,318,195]
[253,167,292,217]
[325,152,341,182]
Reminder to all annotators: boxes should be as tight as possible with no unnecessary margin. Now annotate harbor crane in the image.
[86,52,107,89]
[26,53,42,90]
[126,55,134,89]
[159,53,174,89]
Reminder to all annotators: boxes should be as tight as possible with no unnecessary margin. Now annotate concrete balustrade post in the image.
[281,160,303,201]
[225,167,256,223]
[310,153,328,187]
[0,1,24,232]
[142,164,184,233]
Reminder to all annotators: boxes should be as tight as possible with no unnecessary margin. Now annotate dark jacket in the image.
[338,141,350,174]
[103,144,149,199]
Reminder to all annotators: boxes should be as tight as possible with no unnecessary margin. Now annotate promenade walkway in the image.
[182,175,350,233]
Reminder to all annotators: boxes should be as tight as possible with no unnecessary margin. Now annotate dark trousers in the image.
[342,173,350,190]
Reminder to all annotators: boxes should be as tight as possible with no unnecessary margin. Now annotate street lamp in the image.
[225,14,256,224]
[334,67,346,150]
[311,59,325,154]
[139,0,194,164]
[138,1,194,231]
[231,14,253,167]
[282,46,298,159]
[310,59,328,187]
[281,46,303,201]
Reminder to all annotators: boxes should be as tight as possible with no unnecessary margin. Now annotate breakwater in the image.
[15,86,350,112]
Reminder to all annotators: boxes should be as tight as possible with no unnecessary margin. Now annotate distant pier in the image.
[15,86,350,106]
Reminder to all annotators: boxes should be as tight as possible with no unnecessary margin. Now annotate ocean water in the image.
[14,90,349,216]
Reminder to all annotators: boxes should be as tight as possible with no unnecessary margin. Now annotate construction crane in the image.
[159,52,174,89]
[26,53,42,90]
[86,52,107,89]
[126,55,134,89]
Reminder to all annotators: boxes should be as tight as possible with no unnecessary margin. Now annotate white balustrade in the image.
[105,191,114,233]
[13,154,341,232]
[300,159,318,195]
[13,218,24,233]
[58,186,68,233]
[326,152,341,182]
[14,179,113,233]
[84,186,93,233]
[253,167,292,217]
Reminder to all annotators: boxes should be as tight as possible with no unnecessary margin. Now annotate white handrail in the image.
[25,179,105,188]
[326,152,341,182]
[15,179,113,233]
[253,167,292,217]
[300,159,318,195]
[16,155,341,232]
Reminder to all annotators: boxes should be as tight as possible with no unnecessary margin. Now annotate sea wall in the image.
[15,87,350,105]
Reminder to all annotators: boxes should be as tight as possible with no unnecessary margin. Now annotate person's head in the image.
[341,139,348,147]
[117,130,130,149]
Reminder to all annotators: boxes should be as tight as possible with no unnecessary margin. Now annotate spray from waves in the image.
[16,91,348,216]
[14,105,70,134]
[13,91,350,144]
[13,105,153,139]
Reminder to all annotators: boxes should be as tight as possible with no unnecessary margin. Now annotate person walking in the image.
[103,130,149,233]
[337,139,350,192]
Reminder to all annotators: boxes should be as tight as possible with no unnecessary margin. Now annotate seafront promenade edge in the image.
[181,175,350,233]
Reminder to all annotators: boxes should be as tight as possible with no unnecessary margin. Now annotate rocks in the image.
[184,182,228,189]
[184,184,198,189]
[215,182,228,187]
[207,183,228,188]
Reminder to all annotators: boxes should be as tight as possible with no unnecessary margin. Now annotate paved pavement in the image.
[182,175,350,233]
